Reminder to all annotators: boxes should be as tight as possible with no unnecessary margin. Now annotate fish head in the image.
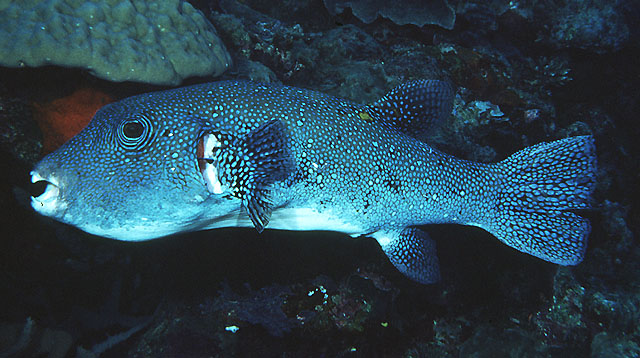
[30,92,237,241]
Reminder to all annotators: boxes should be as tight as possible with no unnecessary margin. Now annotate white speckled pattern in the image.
[30,80,597,283]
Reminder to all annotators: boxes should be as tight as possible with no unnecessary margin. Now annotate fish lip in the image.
[30,171,67,217]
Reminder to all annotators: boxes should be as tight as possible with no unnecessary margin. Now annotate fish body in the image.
[31,80,596,283]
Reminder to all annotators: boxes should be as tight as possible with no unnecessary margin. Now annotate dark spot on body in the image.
[385,178,401,193]
[291,170,309,185]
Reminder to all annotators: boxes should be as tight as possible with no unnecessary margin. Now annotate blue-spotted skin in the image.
[31,80,597,284]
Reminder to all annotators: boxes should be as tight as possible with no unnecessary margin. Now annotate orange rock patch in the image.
[33,88,113,154]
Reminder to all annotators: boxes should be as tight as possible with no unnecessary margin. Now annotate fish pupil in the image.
[123,121,144,139]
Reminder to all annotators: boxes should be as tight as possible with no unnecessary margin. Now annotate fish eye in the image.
[117,116,153,150]
[123,121,144,139]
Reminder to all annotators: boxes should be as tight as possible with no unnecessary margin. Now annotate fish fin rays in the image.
[243,191,271,233]
[239,119,293,232]
[373,228,441,284]
[485,136,596,265]
[203,119,293,232]
[368,79,454,140]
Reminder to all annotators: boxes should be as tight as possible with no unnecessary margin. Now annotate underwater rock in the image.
[212,1,394,103]
[323,0,456,29]
[0,91,41,165]
[313,24,383,64]
[0,318,73,358]
[591,331,640,358]
[539,0,630,54]
[453,0,631,53]
[233,58,278,83]
[229,0,334,32]
[458,326,538,358]
[213,0,308,79]
[0,0,231,85]
[305,24,390,102]
[533,268,589,349]
[213,283,299,337]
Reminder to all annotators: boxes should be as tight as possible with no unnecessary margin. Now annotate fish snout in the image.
[30,171,67,218]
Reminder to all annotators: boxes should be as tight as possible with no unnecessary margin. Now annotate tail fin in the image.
[486,136,597,265]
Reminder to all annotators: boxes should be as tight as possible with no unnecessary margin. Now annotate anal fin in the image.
[373,228,441,284]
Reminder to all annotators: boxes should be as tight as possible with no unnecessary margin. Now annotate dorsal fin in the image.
[367,80,454,140]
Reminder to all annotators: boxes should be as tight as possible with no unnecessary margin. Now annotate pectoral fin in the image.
[199,119,293,232]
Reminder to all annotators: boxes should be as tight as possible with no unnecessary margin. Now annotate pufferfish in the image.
[30,80,596,284]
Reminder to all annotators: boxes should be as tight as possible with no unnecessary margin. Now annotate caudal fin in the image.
[487,136,596,265]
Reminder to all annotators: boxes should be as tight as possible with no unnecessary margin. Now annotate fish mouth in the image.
[30,171,67,217]
[197,134,225,194]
